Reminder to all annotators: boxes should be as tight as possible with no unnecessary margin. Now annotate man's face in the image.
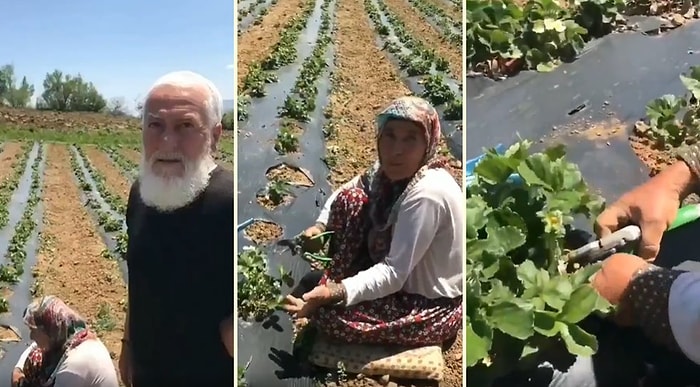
[139,84,222,211]
[142,85,213,179]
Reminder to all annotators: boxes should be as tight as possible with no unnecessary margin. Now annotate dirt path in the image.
[34,144,127,365]
[237,0,307,90]
[383,0,463,81]
[120,148,141,165]
[0,142,25,180]
[427,0,462,22]
[85,146,131,202]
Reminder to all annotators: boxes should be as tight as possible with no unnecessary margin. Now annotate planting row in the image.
[240,0,336,219]
[0,142,44,313]
[406,0,461,48]
[237,0,318,119]
[70,146,129,265]
[238,0,277,32]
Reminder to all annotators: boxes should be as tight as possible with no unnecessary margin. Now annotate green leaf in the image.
[466,320,492,367]
[533,310,559,337]
[559,322,598,357]
[473,154,520,184]
[467,195,492,239]
[516,260,539,288]
[558,285,599,323]
[486,301,535,340]
[517,154,555,190]
[681,74,700,101]
[541,275,573,311]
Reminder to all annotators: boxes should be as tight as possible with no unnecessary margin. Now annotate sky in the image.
[1,0,233,113]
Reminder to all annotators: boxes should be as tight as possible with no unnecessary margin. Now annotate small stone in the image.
[356,373,365,379]
[378,374,391,385]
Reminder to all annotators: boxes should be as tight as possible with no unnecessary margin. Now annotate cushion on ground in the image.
[308,334,445,381]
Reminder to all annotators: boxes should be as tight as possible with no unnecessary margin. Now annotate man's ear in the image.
[211,123,223,152]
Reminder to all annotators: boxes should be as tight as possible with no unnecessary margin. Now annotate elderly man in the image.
[117,71,233,386]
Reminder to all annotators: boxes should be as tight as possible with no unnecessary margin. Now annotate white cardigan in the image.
[15,340,119,387]
[317,168,464,306]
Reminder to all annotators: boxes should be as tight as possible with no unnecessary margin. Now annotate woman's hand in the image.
[11,368,24,387]
[300,224,325,253]
[595,162,692,261]
[282,295,323,318]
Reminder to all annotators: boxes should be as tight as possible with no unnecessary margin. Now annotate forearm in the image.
[621,265,684,352]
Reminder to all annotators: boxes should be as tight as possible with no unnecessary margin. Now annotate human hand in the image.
[595,164,687,261]
[118,342,132,387]
[219,316,233,358]
[281,295,324,318]
[11,368,24,387]
[300,224,325,253]
[592,253,651,326]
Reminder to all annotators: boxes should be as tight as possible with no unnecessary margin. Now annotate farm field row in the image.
[0,139,234,378]
[236,0,463,384]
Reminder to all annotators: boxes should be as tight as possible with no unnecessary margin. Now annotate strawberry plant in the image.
[467,0,625,77]
[466,140,612,387]
[635,66,700,148]
[237,246,294,321]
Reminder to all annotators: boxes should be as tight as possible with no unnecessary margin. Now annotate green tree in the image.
[0,64,35,108]
[222,111,234,131]
[36,70,106,112]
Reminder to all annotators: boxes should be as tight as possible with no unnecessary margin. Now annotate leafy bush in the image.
[466,140,612,386]
[466,0,625,74]
[636,66,700,148]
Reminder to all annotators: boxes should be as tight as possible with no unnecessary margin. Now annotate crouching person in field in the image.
[11,296,119,387]
[282,96,463,347]
[117,71,234,387]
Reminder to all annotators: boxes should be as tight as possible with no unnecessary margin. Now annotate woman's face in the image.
[378,119,427,181]
[30,327,52,350]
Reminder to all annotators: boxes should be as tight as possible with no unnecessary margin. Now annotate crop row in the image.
[407,0,461,47]
[366,0,462,120]
[238,0,274,27]
[238,0,318,119]
[0,143,33,229]
[70,147,128,261]
[0,143,44,312]
[102,146,138,180]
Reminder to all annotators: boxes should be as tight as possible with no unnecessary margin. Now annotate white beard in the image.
[138,150,218,212]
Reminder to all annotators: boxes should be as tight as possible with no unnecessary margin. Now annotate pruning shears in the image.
[276,231,334,264]
[566,204,700,263]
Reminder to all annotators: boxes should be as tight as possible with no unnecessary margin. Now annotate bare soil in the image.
[0,107,139,133]
[84,146,132,201]
[120,148,141,164]
[629,135,677,177]
[383,0,463,81]
[0,142,26,180]
[237,0,308,90]
[266,163,314,186]
[34,144,127,370]
[244,220,284,245]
